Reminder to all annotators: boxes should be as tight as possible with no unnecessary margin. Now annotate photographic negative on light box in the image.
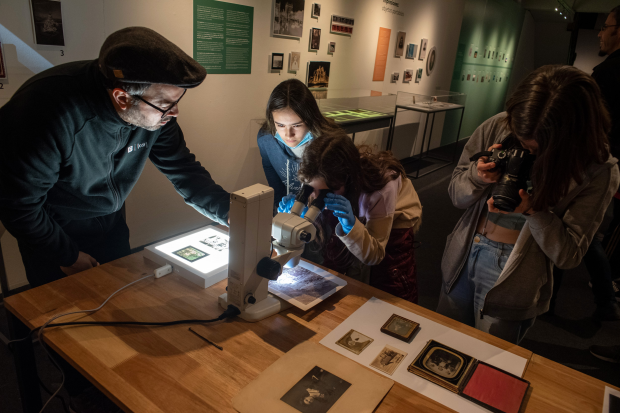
[273,0,305,38]
[405,43,417,59]
[403,69,413,83]
[415,68,422,83]
[289,51,301,71]
[330,15,354,35]
[310,27,321,50]
[30,0,65,46]
[172,246,209,263]
[369,345,408,376]
[395,31,406,57]
[426,46,436,76]
[336,329,374,355]
[280,366,351,413]
[419,38,428,60]
[271,53,284,70]
[328,42,335,54]
[311,3,321,18]
[307,60,330,89]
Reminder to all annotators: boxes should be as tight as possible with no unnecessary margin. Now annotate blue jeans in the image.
[437,233,535,345]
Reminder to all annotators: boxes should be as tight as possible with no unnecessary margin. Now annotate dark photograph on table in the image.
[280,366,351,413]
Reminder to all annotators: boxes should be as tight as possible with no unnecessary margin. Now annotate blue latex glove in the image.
[324,193,356,234]
[277,194,308,217]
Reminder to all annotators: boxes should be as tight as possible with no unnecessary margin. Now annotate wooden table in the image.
[4,252,617,413]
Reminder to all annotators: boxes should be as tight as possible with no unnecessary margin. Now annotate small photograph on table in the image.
[280,366,351,413]
[269,265,337,305]
[336,329,374,355]
[369,345,407,376]
[380,313,419,342]
[172,246,209,263]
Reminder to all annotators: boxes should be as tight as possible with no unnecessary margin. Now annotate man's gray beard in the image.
[118,104,168,131]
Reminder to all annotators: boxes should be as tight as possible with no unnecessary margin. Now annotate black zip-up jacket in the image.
[0,60,230,267]
[593,48,620,160]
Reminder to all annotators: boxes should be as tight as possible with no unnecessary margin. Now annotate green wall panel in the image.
[441,0,525,145]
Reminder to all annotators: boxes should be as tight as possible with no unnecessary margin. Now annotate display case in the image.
[395,90,467,111]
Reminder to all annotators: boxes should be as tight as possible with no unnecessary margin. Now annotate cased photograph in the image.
[336,329,374,355]
[270,263,336,303]
[419,38,428,60]
[310,27,321,50]
[311,3,320,18]
[426,46,436,76]
[290,51,301,71]
[30,0,65,46]
[380,314,419,341]
[280,366,351,413]
[172,246,209,263]
[273,0,305,38]
[0,41,7,80]
[328,42,335,53]
[369,345,408,376]
[405,43,417,59]
[403,69,413,83]
[423,348,463,379]
[272,53,284,70]
[395,31,406,57]
[307,60,330,89]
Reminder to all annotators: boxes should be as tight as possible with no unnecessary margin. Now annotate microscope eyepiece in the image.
[295,184,314,204]
[309,189,330,210]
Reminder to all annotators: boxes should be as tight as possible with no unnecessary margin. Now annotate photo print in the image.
[310,27,321,50]
[426,46,436,76]
[289,51,301,71]
[330,15,354,35]
[273,0,305,38]
[405,43,417,59]
[395,31,406,57]
[199,234,229,252]
[172,246,209,263]
[336,329,374,355]
[328,42,335,54]
[30,0,65,46]
[380,314,419,342]
[415,68,422,83]
[311,3,320,18]
[419,38,428,59]
[269,263,336,304]
[307,61,330,89]
[271,53,284,70]
[280,366,351,413]
[391,72,399,82]
[0,41,7,80]
[369,345,408,376]
[403,69,413,83]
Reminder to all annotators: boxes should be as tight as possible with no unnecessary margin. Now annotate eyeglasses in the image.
[600,24,620,31]
[132,89,187,119]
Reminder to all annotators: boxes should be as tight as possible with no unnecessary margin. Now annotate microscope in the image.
[218,183,329,322]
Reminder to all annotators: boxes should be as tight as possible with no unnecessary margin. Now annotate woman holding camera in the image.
[437,65,620,344]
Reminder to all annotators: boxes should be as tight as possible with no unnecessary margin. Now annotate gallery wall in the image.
[0,0,467,290]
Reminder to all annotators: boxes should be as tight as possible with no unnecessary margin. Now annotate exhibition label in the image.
[193,0,253,74]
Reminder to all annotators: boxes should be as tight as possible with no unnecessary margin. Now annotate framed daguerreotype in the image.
[336,329,373,355]
[380,314,419,342]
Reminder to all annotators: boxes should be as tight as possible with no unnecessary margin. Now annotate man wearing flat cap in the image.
[0,27,230,289]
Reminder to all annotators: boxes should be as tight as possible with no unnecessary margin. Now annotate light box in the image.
[143,226,229,288]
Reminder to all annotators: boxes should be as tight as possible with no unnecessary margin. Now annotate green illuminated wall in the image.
[441,0,525,145]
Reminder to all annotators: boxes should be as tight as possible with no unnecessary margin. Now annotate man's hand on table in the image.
[60,251,99,276]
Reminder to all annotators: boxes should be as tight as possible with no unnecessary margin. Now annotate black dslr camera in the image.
[470,136,535,212]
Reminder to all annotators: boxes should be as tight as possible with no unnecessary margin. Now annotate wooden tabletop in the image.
[4,251,614,412]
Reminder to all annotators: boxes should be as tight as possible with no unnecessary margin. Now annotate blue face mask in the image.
[275,131,314,149]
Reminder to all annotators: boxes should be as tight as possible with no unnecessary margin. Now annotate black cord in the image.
[38,377,71,413]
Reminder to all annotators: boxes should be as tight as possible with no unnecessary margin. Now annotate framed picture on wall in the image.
[307,61,330,89]
[404,69,413,83]
[415,68,422,83]
[0,41,7,80]
[310,27,321,50]
[289,51,301,71]
[271,53,284,70]
[328,42,336,54]
[273,0,305,38]
[312,3,321,18]
[406,44,418,59]
[419,38,428,60]
[330,15,354,35]
[395,32,406,57]
[30,0,65,46]
[391,72,400,82]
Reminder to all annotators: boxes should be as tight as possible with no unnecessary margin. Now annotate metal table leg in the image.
[452,107,466,162]
[7,310,43,413]
[413,114,431,178]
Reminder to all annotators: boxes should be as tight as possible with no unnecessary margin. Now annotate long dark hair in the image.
[261,79,341,136]
[504,65,611,211]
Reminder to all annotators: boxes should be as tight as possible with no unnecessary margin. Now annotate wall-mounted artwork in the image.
[30,0,65,46]
[311,3,320,18]
[395,32,406,57]
[271,53,284,70]
[307,61,330,89]
[310,27,321,50]
[0,41,7,80]
[328,42,336,54]
[330,15,354,35]
[391,72,400,82]
[415,68,422,83]
[426,47,436,76]
[273,0,305,38]
[405,44,417,59]
[289,51,300,71]
[404,69,413,83]
[419,38,428,60]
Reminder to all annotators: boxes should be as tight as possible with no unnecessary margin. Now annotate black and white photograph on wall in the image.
[0,41,7,80]
[290,51,301,71]
[391,72,399,82]
[403,69,413,83]
[405,43,417,59]
[30,0,65,46]
[415,68,422,83]
[273,0,305,38]
[280,366,351,413]
[419,38,428,60]
[330,15,354,35]
[311,3,320,18]
[328,42,335,54]
[307,61,330,89]
[426,46,436,76]
[271,53,284,70]
[395,31,406,57]
[310,28,321,50]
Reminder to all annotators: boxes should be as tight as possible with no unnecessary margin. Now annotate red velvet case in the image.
[461,361,529,413]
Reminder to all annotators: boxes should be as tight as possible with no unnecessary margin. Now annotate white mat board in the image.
[319,297,529,413]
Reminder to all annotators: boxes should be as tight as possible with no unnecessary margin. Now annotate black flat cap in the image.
[99,27,206,88]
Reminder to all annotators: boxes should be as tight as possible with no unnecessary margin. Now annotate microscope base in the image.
[218,293,292,322]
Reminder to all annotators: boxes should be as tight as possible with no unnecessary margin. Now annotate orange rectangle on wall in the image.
[372,27,391,81]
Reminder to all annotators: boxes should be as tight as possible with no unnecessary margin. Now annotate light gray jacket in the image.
[442,113,620,321]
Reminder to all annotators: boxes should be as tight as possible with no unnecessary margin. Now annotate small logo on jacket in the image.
[127,142,147,153]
